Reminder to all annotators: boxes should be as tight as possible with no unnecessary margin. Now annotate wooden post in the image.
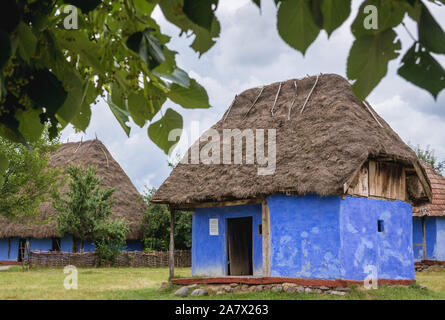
[422,216,426,261]
[169,207,175,280]
[261,200,270,277]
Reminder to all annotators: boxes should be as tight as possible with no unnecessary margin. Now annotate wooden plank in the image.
[170,198,263,210]
[368,161,405,200]
[422,217,426,261]
[368,160,377,196]
[169,209,175,280]
[343,159,368,194]
[413,161,433,202]
[348,163,369,197]
[262,200,271,277]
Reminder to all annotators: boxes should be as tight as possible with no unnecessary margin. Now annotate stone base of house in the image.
[171,277,414,287]
[415,260,445,272]
[0,261,20,265]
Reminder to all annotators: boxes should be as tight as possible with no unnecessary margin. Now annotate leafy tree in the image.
[411,143,445,174]
[52,164,129,264]
[0,0,444,171]
[0,128,61,220]
[140,186,192,251]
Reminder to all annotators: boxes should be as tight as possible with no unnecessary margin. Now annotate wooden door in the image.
[227,217,253,276]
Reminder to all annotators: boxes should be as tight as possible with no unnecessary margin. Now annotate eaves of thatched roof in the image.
[0,139,145,239]
[152,73,429,208]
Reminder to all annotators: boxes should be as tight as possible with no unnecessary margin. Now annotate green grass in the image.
[2,266,445,300]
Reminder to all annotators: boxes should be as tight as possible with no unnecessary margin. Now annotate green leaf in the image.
[57,29,106,75]
[15,108,45,142]
[145,79,167,118]
[111,82,127,110]
[158,0,220,55]
[277,0,321,55]
[167,79,210,109]
[17,22,38,63]
[347,29,401,100]
[153,47,177,75]
[127,86,165,127]
[70,96,92,132]
[418,4,445,54]
[191,17,221,55]
[127,28,165,70]
[153,68,191,88]
[183,0,218,31]
[398,44,445,99]
[27,69,68,115]
[107,95,131,137]
[0,29,11,70]
[148,108,183,155]
[63,0,102,13]
[252,0,261,9]
[55,70,85,124]
[321,0,351,37]
[350,0,406,37]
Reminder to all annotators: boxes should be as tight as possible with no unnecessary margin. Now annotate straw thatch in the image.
[0,139,145,239]
[413,163,445,217]
[152,73,426,207]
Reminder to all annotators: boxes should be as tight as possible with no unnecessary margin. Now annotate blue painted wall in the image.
[191,194,414,280]
[412,217,424,261]
[1,235,143,260]
[413,216,445,261]
[192,203,263,277]
[340,196,414,280]
[0,238,19,261]
[267,194,342,279]
[30,238,52,251]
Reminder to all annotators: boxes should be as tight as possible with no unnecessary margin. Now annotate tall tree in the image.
[411,144,445,174]
[0,128,61,220]
[140,186,192,251]
[52,165,129,263]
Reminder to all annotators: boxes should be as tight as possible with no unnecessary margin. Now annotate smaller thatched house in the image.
[0,139,145,263]
[412,163,445,261]
[153,74,431,283]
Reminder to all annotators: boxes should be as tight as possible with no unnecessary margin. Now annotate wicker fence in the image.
[28,250,191,268]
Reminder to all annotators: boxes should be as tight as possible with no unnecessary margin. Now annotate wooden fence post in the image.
[169,207,175,280]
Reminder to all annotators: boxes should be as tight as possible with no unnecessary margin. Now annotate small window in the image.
[258,224,262,235]
[378,220,384,233]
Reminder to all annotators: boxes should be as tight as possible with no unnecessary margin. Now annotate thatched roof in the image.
[413,163,445,217]
[0,139,145,239]
[152,73,427,207]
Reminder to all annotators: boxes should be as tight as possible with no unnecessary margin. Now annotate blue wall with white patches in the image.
[192,203,263,277]
[267,194,342,279]
[340,196,414,280]
[191,194,415,280]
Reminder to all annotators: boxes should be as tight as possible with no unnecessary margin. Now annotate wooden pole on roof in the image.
[168,206,175,280]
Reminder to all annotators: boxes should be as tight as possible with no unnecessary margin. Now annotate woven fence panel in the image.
[28,250,191,268]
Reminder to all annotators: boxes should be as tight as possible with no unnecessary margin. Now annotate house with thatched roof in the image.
[411,163,445,262]
[153,74,431,283]
[0,139,145,263]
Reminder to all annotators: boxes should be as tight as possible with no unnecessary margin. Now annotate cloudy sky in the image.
[61,0,445,193]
